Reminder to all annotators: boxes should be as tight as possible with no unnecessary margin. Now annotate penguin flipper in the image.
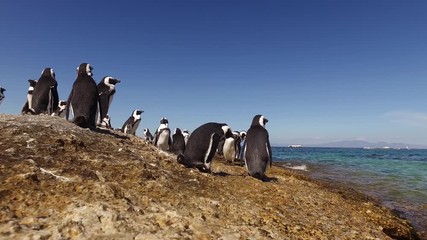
[21,101,29,115]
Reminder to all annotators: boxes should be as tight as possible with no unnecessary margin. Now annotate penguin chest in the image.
[223,138,237,161]
[157,130,170,150]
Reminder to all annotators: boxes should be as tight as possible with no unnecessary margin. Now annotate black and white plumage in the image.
[66,63,101,129]
[97,76,120,126]
[238,130,247,162]
[0,86,5,106]
[52,100,67,117]
[21,79,37,114]
[143,128,154,143]
[154,117,172,151]
[100,114,112,129]
[121,109,143,135]
[223,131,241,165]
[182,129,190,145]
[177,122,232,173]
[172,128,186,155]
[31,68,59,115]
[243,115,272,181]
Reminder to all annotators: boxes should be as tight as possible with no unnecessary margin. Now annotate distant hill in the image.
[307,140,426,149]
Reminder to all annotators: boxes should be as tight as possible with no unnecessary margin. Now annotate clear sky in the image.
[1,0,426,147]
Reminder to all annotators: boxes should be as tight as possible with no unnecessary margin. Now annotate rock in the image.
[0,114,421,239]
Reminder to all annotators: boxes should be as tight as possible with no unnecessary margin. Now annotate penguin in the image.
[121,109,143,135]
[143,128,154,143]
[182,129,190,145]
[97,76,120,126]
[171,128,186,155]
[177,122,232,173]
[153,117,172,151]
[238,130,247,164]
[21,79,37,114]
[30,68,59,115]
[243,115,272,181]
[223,131,241,165]
[52,100,67,117]
[66,63,101,129]
[100,114,112,129]
[0,86,5,106]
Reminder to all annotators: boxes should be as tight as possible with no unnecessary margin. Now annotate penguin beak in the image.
[264,118,269,125]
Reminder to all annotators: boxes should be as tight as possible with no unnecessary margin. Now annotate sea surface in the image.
[272,147,427,234]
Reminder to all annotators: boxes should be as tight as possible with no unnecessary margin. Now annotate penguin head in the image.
[251,114,268,128]
[174,128,182,135]
[41,68,55,80]
[0,87,5,94]
[103,76,121,86]
[160,117,169,125]
[239,131,247,140]
[132,109,144,120]
[144,128,150,134]
[77,63,93,77]
[58,100,67,108]
[221,124,233,138]
[28,79,37,87]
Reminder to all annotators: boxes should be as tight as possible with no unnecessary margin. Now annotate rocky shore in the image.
[0,114,421,239]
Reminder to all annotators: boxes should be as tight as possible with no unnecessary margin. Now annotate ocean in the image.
[272,147,427,234]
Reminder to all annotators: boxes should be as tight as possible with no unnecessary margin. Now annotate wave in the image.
[282,163,308,171]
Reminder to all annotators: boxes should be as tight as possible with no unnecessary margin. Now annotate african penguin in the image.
[97,76,120,126]
[121,109,143,135]
[154,117,172,151]
[31,68,59,115]
[177,122,232,173]
[238,130,247,164]
[172,128,186,155]
[52,100,67,117]
[223,131,241,165]
[66,63,101,129]
[182,129,190,145]
[100,114,112,129]
[243,115,272,181]
[21,79,37,114]
[0,86,5,106]
[143,128,154,143]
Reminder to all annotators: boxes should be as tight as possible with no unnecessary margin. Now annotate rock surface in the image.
[0,114,421,239]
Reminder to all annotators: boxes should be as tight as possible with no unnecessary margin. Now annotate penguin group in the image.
[10,63,272,181]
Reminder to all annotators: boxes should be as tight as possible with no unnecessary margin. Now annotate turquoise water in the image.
[272,147,427,233]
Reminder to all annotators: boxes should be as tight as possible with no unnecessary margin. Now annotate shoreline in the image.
[0,114,422,239]
[274,160,427,239]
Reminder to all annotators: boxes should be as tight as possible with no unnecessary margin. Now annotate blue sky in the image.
[1,0,427,146]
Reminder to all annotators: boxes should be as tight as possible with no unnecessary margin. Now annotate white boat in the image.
[288,144,302,148]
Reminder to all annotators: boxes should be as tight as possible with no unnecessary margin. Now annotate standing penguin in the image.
[182,129,190,145]
[154,117,172,151]
[177,122,232,173]
[66,63,101,129]
[143,128,154,143]
[0,86,5,106]
[243,115,272,181]
[52,100,67,117]
[100,114,112,129]
[238,130,247,165]
[30,68,59,115]
[21,79,37,114]
[97,76,120,126]
[223,131,241,165]
[121,109,143,135]
[172,128,186,155]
